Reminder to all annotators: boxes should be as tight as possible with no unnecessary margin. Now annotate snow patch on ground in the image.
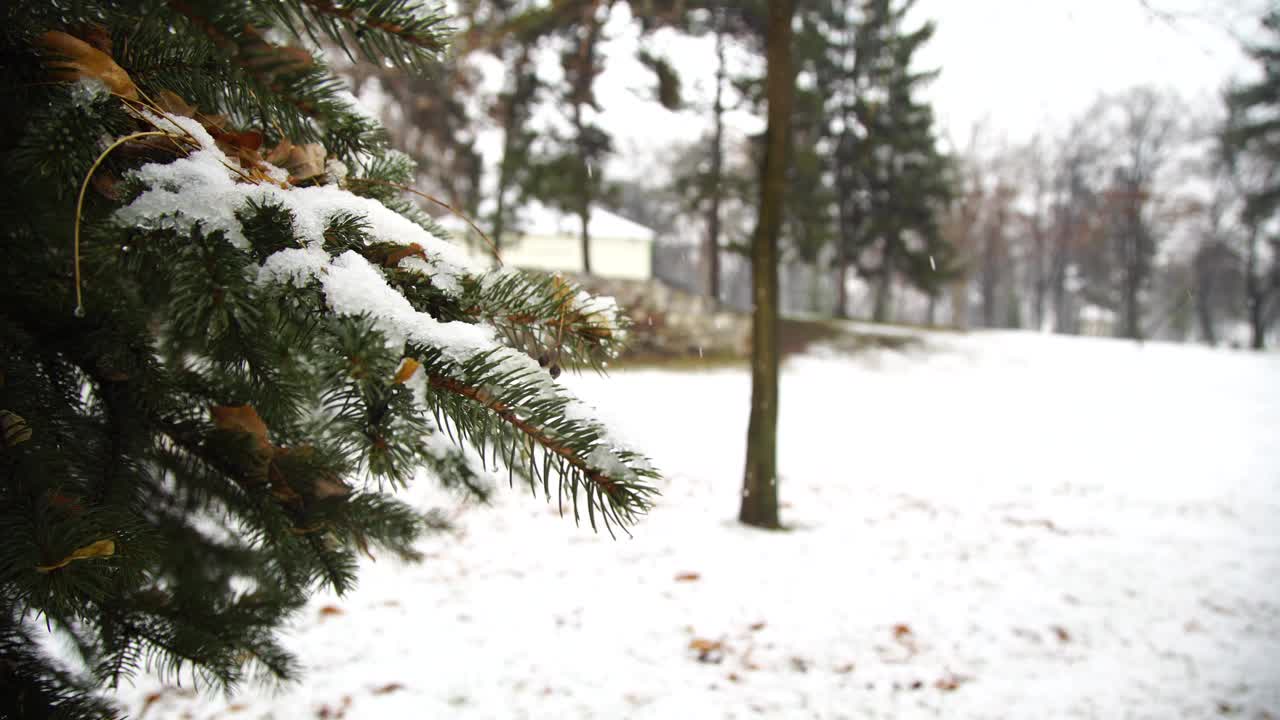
[117,328,1280,719]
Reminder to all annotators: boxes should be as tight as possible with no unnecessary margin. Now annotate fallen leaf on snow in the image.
[373,683,405,695]
[689,637,725,664]
[318,605,344,618]
[138,692,163,719]
[674,571,700,582]
[934,671,973,691]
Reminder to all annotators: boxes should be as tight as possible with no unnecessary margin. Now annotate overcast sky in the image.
[911,0,1269,147]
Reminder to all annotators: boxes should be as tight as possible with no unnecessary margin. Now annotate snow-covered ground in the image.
[121,326,1280,719]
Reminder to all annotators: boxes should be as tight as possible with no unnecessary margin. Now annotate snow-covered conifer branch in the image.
[112,101,657,532]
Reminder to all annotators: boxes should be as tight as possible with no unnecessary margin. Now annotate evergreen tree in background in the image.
[0,1,657,716]
[527,0,613,275]
[1225,8,1280,349]
[827,0,954,322]
[480,2,554,254]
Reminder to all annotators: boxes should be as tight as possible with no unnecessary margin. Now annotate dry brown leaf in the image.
[219,129,264,151]
[748,621,766,632]
[372,683,405,695]
[35,538,115,573]
[73,24,112,53]
[1,410,32,448]
[689,637,725,664]
[393,358,422,384]
[266,139,326,181]
[138,691,164,719]
[1051,625,1071,643]
[155,89,197,118]
[37,31,139,100]
[211,404,271,452]
[551,274,574,305]
[48,492,85,515]
[90,170,120,200]
[934,672,971,691]
[688,638,721,652]
[318,605,344,618]
[674,571,700,582]
[384,243,427,267]
[312,475,351,500]
[270,483,302,504]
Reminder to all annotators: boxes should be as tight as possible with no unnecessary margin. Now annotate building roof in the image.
[436,201,656,243]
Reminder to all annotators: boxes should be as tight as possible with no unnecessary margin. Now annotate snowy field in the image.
[120,325,1280,719]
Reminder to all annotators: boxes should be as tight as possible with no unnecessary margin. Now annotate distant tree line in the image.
[337,1,1279,348]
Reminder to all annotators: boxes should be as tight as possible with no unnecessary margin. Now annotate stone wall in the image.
[567,275,751,360]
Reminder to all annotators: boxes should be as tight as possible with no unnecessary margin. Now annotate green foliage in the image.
[822,0,956,299]
[1226,9,1280,223]
[0,1,657,714]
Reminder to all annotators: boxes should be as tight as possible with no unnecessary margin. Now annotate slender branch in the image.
[425,372,620,496]
[167,0,322,117]
[346,177,502,264]
[74,130,186,315]
[300,0,447,52]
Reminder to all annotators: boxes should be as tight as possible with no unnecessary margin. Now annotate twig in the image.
[426,372,621,497]
[299,0,447,52]
[74,130,190,316]
[346,177,502,265]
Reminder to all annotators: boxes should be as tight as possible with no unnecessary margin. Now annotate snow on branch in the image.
[111,109,657,529]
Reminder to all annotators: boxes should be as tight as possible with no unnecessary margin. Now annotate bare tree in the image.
[1094,88,1185,340]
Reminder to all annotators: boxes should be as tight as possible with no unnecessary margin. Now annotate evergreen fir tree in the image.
[1225,8,1280,349]
[0,1,657,715]
[827,0,955,321]
[526,1,612,276]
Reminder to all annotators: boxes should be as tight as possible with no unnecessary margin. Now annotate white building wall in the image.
[461,233,652,280]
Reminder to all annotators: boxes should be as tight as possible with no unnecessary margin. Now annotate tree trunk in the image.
[1050,224,1074,334]
[705,20,726,304]
[569,7,602,276]
[950,269,969,330]
[1031,222,1046,330]
[491,45,534,256]
[1247,225,1265,350]
[1119,229,1143,341]
[740,0,794,530]
[1122,270,1141,340]
[1195,284,1217,347]
[579,205,592,274]
[572,95,593,275]
[872,244,893,323]
[834,256,848,318]
[980,214,1002,328]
